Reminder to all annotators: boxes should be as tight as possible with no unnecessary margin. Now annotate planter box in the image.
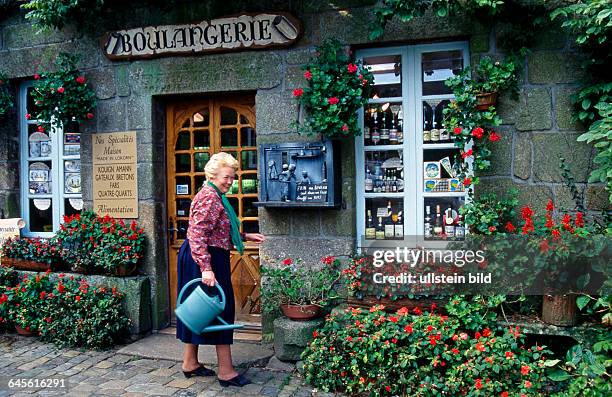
[1,258,52,272]
[347,296,447,313]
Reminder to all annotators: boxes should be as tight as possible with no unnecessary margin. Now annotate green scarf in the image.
[207,181,244,254]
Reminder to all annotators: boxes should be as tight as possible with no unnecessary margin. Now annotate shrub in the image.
[4,270,53,333]
[0,237,63,266]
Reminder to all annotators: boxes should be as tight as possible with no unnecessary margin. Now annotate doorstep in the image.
[117,329,273,368]
[159,326,262,343]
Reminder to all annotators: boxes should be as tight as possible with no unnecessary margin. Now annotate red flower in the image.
[413,307,422,315]
[385,386,391,392]
[389,316,398,323]
[546,200,554,211]
[282,258,293,266]
[328,97,339,105]
[452,348,459,354]
[347,63,358,73]
[341,124,349,132]
[312,330,318,338]
[25,113,31,120]
[40,291,46,299]
[489,131,501,142]
[304,70,312,80]
[551,228,561,241]
[475,379,482,390]
[57,87,65,94]
[404,324,413,334]
[75,295,81,302]
[501,392,509,397]
[520,206,534,220]
[34,73,41,80]
[37,125,45,132]
[521,365,530,375]
[0,294,7,304]
[293,88,303,97]
[575,212,585,227]
[475,331,482,339]
[488,226,496,233]
[461,149,473,159]
[87,112,94,119]
[476,342,485,352]
[505,222,516,233]
[483,328,491,337]
[76,76,86,84]
[471,127,484,139]
[524,380,532,388]
[505,351,514,359]
[463,177,472,186]
[453,126,462,135]
[57,283,65,293]
[429,337,437,346]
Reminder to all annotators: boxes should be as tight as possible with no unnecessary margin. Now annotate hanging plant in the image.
[30,53,96,130]
[293,39,374,138]
[0,72,14,117]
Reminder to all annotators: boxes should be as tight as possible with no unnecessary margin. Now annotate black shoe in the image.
[182,365,215,378]
[218,374,252,387]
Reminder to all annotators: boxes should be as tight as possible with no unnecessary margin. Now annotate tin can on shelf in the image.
[423,130,431,142]
[430,129,440,141]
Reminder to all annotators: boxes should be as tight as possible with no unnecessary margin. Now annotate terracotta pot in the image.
[475,92,498,111]
[542,294,577,327]
[280,304,322,321]
[14,325,36,336]
[113,263,137,277]
[1,258,51,272]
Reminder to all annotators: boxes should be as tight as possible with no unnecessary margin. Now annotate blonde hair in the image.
[205,152,239,180]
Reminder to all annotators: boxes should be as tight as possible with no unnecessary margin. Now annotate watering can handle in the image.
[176,278,226,308]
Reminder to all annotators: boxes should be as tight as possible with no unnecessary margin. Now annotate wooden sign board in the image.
[296,183,328,203]
[0,218,25,262]
[101,12,302,60]
[92,131,138,218]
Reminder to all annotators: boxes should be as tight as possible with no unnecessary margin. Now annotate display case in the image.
[356,43,470,245]
[256,140,341,208]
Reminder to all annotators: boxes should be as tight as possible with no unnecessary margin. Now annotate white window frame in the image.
[355,41,471,248]
[19,82,82,237]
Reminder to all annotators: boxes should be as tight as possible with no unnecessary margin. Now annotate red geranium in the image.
[304,70,312,80]
[328,97,339,105]
[293,88,303,97]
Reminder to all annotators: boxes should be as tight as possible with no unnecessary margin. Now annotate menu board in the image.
[296,183,328,202]
[92,131,138,218]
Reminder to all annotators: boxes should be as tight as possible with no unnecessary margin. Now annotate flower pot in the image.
[0,258,51,272]
[542,294,577,327]
[475,92,498,111]
[14,325,36,336]
[281,304,322,321]
[113,263,137,277]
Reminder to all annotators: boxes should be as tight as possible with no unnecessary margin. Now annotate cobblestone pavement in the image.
[0,335,331,397]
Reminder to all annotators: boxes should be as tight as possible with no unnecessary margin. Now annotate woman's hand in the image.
[244,233,266,243]
[201,270,216,287]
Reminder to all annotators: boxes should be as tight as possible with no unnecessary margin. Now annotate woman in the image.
[176,152,265,387]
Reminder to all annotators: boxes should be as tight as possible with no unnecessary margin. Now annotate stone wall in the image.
[0,1,608,332]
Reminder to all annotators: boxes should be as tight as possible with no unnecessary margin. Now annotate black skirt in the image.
[175,240,235,345]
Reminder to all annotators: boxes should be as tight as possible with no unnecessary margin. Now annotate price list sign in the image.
[92,131,139,218]
[296,183,328,203]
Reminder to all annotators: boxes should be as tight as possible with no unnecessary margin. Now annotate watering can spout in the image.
[175,279,244,334]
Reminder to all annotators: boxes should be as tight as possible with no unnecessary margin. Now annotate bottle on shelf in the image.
[433,205,443,238]
[375,217,385,240]
[397,108,404,144]
[389,109,398,145]
[380,108,390,145]
[385,207,395,239]
[365,168,373,192]
[394,211,403,238]
[423,102,433,142]
[365,209,376,239]
[455,214,465,239]
[444,207,455,239]
[424,205,432,238]
[371,111,381,145]
[363,111,371,146]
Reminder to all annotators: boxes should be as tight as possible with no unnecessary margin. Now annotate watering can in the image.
[175,279,244,334]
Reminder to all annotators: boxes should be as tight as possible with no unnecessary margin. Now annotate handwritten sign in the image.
[92,131,138,218]
[0,218,25,262]
[102,13,302,60]
[295,183,328,203]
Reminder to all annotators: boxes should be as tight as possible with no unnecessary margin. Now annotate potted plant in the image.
[0,237,63,271]
[471,56,519,110]
[261,256,343,321]
[29,53,96,131]
[5,270,53,336]
[292,39,374,138]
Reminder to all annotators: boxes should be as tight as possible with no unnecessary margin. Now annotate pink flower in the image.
[37,125,45,132]
[86,112,94,119]
[488,226,496,232]
[304,70,312,80]
[293,88,303,97]
[524,380,532,389]
[57,87,65,94]
[34,74,41,80]
[347,63,358,73]
[341,124,349,131]
[25,113,31,120]
[328,97,339,105]
[76,76,86,84]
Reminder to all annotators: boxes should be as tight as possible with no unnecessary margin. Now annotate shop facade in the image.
[0,1,607,334]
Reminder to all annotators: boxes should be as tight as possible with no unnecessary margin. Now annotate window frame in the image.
[19,81,82,237]
[355,41,471,248]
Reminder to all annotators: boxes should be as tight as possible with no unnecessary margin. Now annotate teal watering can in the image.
[175,279,244,334]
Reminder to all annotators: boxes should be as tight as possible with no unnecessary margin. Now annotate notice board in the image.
[92,131,138,218]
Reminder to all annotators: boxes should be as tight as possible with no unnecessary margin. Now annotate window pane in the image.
[220,107,237,125]
[28,161,52,194]
[240,127,256,147]
[29,199,53,232]
[193,108,209,127]
[241,150,257,170]
[64,173,81,194]
[422,99,453,143]
[364,198,404,240]
[242,220,259,234]
[26,87,41,115]
[28,127,52,159]
[177,220,189,240]
[227,197,239,214]
[175,154,191,173]
[194,152,210,172]
[364,150,404,193]
[363,54,402,98]
[195,176,207,192]
[176,199,191,217]
[423,149,463,192]
[64,198,83,217]
[424,197,466,241]
[175,131,190,150]
[193,130,210,150]
[364,102,403,146]
[175,176,191,196]
[241,173,258,194]
[422,50,463,96]
[221,128,238,148]
[242,197,258,218]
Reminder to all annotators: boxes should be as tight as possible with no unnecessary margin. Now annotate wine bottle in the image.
[424,205,432,238]
[371,112,381,145]
[375,217,385,240]
[433,205,443,237]
[444,207,455,239]
[365,168,373,192]
[365,209,376,239]
[385,203,395,238]
[455,214,465,240]
[380,108,390,145]
[394,211,403,238]
[363,111,371,145]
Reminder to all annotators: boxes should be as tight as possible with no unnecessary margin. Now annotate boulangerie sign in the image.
[101,13,301,60]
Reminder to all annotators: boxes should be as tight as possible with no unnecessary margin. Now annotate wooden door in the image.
[166,97,261,325]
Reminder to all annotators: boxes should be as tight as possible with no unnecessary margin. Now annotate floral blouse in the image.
[187,184,233,272]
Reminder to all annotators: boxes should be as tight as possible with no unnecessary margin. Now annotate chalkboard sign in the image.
[296,183,328,202]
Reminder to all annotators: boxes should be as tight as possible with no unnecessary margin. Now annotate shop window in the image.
[355,43,470,246]
[19,82,83,236]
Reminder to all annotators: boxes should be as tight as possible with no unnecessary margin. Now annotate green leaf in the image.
[548,369,572,382]
[544,359,561,367]
[576,295,590,310]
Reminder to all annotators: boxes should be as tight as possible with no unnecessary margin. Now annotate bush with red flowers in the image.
[55,210,145,275]
[2,270,53,333]
[30,52,96,129]
[293,39,374,138]
[302,297,550,396]
[0,237,63,266]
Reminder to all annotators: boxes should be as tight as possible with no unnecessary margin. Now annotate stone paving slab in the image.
[0,334,327,397]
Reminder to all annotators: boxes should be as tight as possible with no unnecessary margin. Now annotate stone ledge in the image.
[15,270,152,338]
[273,316,324,362]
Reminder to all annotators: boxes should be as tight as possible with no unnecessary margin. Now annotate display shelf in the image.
[364,144,404,151]
[367,97,403,104]
[423,192,467,198]
[422,143,459,150]
[364,192,404,198]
